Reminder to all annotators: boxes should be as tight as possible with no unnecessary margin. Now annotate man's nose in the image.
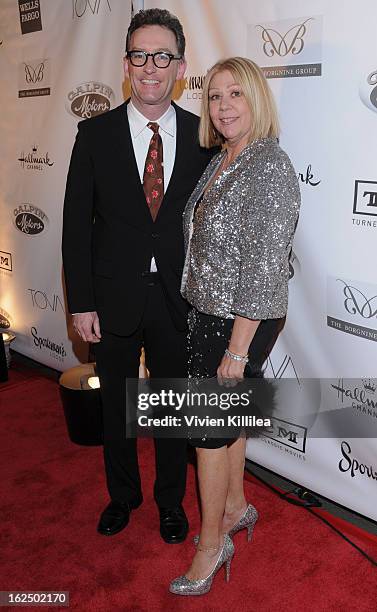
[143,55,157,73]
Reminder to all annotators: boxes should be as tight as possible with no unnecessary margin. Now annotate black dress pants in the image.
[95,275,188,508]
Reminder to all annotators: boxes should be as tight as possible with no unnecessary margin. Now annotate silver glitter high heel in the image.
[169,533,234,596]
[227,503,259,542]
[193,503,259,546]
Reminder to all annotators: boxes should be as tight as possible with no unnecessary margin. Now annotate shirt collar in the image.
[127,101,176,138]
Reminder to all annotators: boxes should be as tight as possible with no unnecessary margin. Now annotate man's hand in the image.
[72,311,101,343]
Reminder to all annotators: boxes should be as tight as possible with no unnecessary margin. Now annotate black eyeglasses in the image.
[126,50,182,68]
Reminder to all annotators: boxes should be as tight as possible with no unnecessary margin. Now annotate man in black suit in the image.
[62,9,213,542]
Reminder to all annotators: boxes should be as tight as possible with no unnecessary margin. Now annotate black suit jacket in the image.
[62,101,214,335]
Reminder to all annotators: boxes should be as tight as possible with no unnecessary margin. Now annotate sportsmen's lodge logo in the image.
[67,82,114,119]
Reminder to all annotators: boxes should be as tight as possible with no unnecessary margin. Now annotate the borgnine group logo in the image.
[247,15,323,79]
[66,82,114,119]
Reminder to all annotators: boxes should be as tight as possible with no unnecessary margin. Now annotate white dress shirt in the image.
[127,102,177,271]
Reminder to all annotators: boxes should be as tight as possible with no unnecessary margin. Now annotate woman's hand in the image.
[217,353,245,387]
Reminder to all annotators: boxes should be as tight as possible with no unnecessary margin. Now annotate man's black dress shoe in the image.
[97,500,139,536]
[159,505,189,544]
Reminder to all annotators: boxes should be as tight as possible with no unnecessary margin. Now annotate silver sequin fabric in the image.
[181,138,301,320]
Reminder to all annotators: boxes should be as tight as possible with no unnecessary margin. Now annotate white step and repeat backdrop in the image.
[1,0,376,520]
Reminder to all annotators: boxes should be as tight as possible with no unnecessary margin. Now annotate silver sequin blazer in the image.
[181,138,301,320]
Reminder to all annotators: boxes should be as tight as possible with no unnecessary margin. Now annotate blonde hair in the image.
[199,57,280,148]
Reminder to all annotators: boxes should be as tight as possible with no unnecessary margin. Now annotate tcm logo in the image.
[0,251,12,272]
[28,289,65,313]
[67,81,114,119]
[18,0,43,34]
[353,180,377,217]
[262,417,307,452]
[13,204,49,236]
[18,58,50,97]
[248,16,323,79]
[72,0,111,18]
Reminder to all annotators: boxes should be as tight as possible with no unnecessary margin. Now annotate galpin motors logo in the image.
[18,58,50,97]
[67,82,114,119]
[0,251,12,273]
[18,0,43,35]
[13,204,49,236]
[72,0,111,18]
[327,277,377,342]
[352,180,377,230]
[31,326,67,363]
[19,145,54,171]
[248,16,322,79]
[359,68,377,114]
[0,307,12,330]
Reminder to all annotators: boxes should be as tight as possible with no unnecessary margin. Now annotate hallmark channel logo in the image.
[18,145,54,171]
[0,251,12,273]
[330,378,377,420]
[352,181,377,229]
[0,307,12,330]
[298,164,321,187]
[18,0,43,35]
[183,75,205,101]
[72,0,111,18]
[31,326,67,363]
[247,16,322,79]
[13,203,49,236]
[338,441,377,482]
[18,58,50,98]
[359,68,377,114]
[28,289,65,314]
[327,277,377,342]
[66,82,114,119]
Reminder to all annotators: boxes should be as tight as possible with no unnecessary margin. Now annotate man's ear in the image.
[123,56,129,79]
[176,58,187,81]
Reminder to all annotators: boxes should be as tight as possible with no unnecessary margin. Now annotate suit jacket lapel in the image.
[112,101,153,225]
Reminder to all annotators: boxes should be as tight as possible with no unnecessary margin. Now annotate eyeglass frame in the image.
[126,50,183,68]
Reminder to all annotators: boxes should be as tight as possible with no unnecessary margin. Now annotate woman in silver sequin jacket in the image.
[169,58,300,596]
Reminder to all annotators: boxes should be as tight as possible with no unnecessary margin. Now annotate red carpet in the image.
[1,371,377,611]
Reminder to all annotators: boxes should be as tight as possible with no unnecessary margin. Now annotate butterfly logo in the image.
[24,61,46,84]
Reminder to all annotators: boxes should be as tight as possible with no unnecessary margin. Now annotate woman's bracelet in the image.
[224,348,249,364]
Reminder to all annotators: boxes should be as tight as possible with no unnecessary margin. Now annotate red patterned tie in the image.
[143,122,164,221]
